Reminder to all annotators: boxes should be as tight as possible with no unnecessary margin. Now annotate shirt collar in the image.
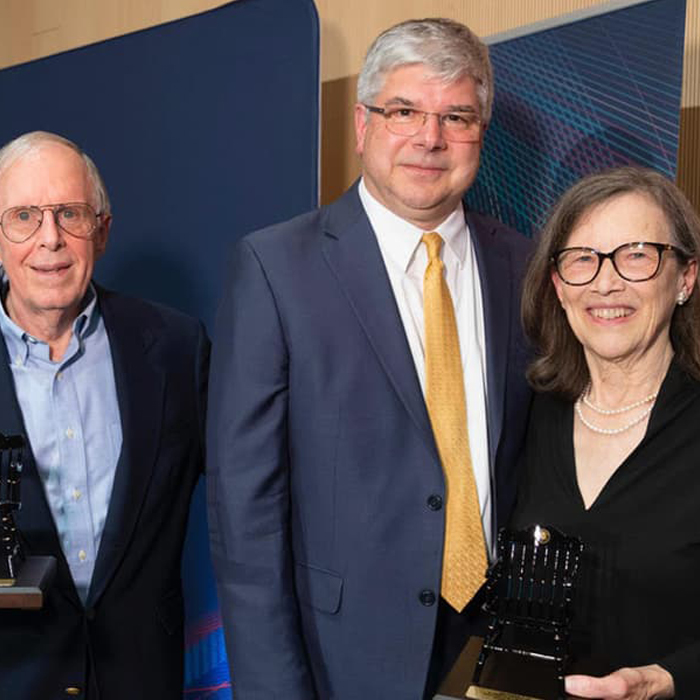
[358,177,467,272]
[0,271,100,364]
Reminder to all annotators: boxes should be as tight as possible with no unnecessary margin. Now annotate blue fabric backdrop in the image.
[0,1,319,696]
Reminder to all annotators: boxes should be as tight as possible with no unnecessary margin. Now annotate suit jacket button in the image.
[419,589,436,606]
[65,688,81,696]
[85,608,96,621]
[427,494,443,511]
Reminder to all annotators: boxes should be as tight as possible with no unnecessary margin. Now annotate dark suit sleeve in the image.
[206,239,316,698]
[659,644,700,699]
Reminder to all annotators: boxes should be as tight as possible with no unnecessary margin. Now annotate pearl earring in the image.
[677,290,688,306]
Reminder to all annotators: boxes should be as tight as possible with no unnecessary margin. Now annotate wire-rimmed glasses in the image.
[363,105,483,142]
[0,203,103,243]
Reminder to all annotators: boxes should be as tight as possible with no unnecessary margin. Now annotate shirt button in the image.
[419,589,436,606]
[427,494,443,511]
[56,371,64,381]
[65,428,75,439]
[73,489,82,501]
[14,354,22,366]
[78,550,87,562]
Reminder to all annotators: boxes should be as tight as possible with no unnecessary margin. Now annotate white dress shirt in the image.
[359,179,493,557]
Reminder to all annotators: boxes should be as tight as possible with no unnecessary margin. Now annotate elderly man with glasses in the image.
[0,131,209,700]
[208,18,532,700]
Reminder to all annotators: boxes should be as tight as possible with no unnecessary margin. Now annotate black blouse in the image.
[511,362,700,698]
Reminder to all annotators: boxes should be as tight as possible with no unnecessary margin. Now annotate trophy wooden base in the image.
[435,636,564,700]
[0,556,56,609]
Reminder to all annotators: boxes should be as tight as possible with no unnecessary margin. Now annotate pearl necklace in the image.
[575,396,655,435]
[582,385,658,415]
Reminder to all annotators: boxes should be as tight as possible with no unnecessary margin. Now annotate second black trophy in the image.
[436,524,583,700]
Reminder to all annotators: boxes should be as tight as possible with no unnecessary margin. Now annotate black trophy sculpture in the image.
[0,433,26,586]
[472,524,583,700]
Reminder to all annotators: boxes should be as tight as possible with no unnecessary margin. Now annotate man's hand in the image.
[565,664,674,699]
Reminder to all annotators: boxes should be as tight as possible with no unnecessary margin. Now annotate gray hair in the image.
[522,166,700,397]
[357,18,493,123]
[0,131,111,216]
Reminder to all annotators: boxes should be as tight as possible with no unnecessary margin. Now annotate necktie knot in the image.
[421,232,443,262]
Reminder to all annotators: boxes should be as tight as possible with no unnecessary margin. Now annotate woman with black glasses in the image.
[513,166,700,699]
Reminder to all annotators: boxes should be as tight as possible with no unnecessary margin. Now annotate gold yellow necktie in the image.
[422,232,487,612]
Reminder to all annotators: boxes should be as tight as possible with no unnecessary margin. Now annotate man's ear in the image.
[354,103,368,156]
[94,215,111,259]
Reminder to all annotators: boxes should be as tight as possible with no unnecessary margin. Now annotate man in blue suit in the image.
[0,131,208,699]
[208,18,532,699]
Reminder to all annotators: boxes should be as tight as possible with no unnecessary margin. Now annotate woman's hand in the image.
[565,665,674,699]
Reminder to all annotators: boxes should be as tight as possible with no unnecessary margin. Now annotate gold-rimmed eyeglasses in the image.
[0,202,104,243]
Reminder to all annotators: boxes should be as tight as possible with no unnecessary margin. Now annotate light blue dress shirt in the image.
[0,283,122,603]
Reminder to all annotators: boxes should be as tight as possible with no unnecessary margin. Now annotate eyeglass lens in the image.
[556,243,662,284]
[1,204,97,242]
[383,108,481,142]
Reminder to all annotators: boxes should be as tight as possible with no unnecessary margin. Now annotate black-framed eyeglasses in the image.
[363,104,483,142]
[0,202,104,243]
[552,241,689,286]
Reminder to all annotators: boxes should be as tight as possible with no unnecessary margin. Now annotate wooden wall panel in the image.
[683,0,700,108]
[679,0,700,211]
[678,106,700,213]
[321,75,359,205]
[0,0,228,68]
[316,0,605,82]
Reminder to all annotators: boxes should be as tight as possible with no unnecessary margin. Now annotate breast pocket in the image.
[86,420,123,533]
[295,562,343,614]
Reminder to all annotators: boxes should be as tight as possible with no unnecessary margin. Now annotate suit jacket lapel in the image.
[467,210,512,468]
[320,186,439,463]
[87,289,165,606]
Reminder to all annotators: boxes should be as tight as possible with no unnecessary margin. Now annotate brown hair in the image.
[522,166,700,398]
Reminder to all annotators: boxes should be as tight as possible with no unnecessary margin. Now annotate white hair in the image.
[357,18,494,123]
[0,131,111,215]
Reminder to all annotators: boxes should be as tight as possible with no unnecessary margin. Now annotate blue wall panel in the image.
[0,1,319,697]
[468,0,687,237]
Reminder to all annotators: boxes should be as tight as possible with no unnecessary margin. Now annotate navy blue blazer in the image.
[0,287,209,700]
[207,185,532,699]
